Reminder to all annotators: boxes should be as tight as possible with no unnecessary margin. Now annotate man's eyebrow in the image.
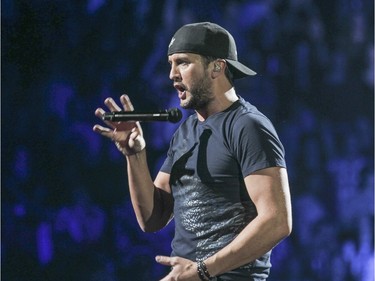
[168,56,190,64]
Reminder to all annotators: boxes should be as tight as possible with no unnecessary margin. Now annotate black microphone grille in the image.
[167,108,182,123]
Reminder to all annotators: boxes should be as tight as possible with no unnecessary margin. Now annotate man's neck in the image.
[196,87,238,121]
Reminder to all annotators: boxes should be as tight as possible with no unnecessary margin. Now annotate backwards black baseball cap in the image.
[168,22,256,79]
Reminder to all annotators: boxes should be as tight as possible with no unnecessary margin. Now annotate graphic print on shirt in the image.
[170,128,257,260]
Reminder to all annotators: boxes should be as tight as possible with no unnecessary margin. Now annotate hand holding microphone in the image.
[93,95,148,156]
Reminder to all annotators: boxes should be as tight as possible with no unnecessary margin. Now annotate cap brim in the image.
[226,59,257,79]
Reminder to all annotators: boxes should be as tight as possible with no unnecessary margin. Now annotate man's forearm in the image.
[126,150,162,232]
[205,213,291,276]
[126,150,171,232]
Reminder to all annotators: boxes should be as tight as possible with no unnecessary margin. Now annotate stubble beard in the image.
[180,72,213,110]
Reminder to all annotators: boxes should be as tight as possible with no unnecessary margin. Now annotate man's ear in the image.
[211,60,225,78]
[213,63,221,72]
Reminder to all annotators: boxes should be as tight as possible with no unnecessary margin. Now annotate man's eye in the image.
[177,60,188,65]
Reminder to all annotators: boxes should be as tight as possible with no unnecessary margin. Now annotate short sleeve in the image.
[231,113,286,177]
[160,137,175,174]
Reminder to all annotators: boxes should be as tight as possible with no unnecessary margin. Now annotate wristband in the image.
[197,260,214,281]
[197,262,208,281]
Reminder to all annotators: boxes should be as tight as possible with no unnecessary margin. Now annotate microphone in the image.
[102,108,182,123]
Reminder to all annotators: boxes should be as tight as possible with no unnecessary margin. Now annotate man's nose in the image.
[169,65,181,81]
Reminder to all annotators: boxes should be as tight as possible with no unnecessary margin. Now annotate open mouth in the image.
[174,84,187,98]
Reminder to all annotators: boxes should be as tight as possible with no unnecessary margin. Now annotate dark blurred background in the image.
[1,0,374,280]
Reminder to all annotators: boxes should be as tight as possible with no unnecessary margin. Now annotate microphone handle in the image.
[102,111,170,122]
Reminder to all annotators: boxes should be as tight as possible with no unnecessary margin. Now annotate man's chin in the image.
[180,105,191,110]
[180,100,191,110]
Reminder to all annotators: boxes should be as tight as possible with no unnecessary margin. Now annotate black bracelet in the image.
[197,260,213,281]
[197,262,208,281]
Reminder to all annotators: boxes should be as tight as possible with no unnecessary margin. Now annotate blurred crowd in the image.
[2,0,374,280]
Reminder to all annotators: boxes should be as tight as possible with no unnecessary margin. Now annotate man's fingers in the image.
[104,97,122,112]
[94,108,117,129]
[155,255,172,266]
[120,94,134,111]
[92,124,112,137]
[94,108,105,118]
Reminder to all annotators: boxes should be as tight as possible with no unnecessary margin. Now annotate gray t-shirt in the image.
[160,97,286,279]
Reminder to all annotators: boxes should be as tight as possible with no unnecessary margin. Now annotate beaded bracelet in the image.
[197,262,208,281]
[197,260,214,281]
